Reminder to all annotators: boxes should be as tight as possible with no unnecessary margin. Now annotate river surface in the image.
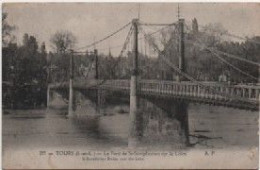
[3,96,258,151]
[3,97,259,169]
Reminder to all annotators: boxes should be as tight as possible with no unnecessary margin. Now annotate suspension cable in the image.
[54,25,133,89]
[86,25,134,88]
[75,21,131,51]
[184,23,260,67]
[190,40,260,81]
[184,22,260,67]
[225,32,260,46]
[139,23,176,38]
[207,47,260,67]
[209,50,258,80]
[184,37,259,80]
[140,26,251,103]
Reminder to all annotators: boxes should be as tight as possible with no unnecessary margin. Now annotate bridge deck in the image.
[49,80,260,110]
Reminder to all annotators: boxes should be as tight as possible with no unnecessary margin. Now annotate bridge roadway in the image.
[49,79,260,110]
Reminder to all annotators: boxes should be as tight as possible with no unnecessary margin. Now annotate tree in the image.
[215,37,259,83]
[2,12,16,47]
[192,18,198,34]
[200,23,228,47]
[23,34,38,54]
[142,19,237,82]
[23,33,29,46]
[16,34,43,84]
[2,32,48,108]
[50,30,77,53]
[40,42,46,54]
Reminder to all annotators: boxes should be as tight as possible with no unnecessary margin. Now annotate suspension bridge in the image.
[47,18,260,147]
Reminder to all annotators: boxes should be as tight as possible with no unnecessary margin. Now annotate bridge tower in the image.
[177,18,185,81]
[67,50,74,117]
[129,18,142,148]
[176,18,190,145]
[94,49,99,79]
[94,49,101,114]
[46,85,50,111]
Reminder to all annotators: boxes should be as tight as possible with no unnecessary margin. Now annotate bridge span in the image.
[49,79,259,110]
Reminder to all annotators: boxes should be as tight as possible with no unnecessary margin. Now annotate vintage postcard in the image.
[2,2,259,169]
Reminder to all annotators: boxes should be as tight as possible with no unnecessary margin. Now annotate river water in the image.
[3,96,258,151]
[3,96,259,169]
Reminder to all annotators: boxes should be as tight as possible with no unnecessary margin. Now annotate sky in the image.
[3,3,260,55]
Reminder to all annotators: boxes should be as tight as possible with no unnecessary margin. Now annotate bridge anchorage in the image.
[48,17,259,148]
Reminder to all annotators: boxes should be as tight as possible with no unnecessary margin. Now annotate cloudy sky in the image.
[3,3,260,55]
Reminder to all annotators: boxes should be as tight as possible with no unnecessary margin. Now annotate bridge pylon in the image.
[94,49,101,114]
[177,18,185,82]
[67,50,74,118]
[129,18,143,148]
[46,85,50,112]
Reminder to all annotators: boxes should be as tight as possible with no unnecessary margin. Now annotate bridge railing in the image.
[49,79,260,103]
[100,79,260,102]
[138,80,260,102]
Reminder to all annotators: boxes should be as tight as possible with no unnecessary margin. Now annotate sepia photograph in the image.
[2,2,259,169]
